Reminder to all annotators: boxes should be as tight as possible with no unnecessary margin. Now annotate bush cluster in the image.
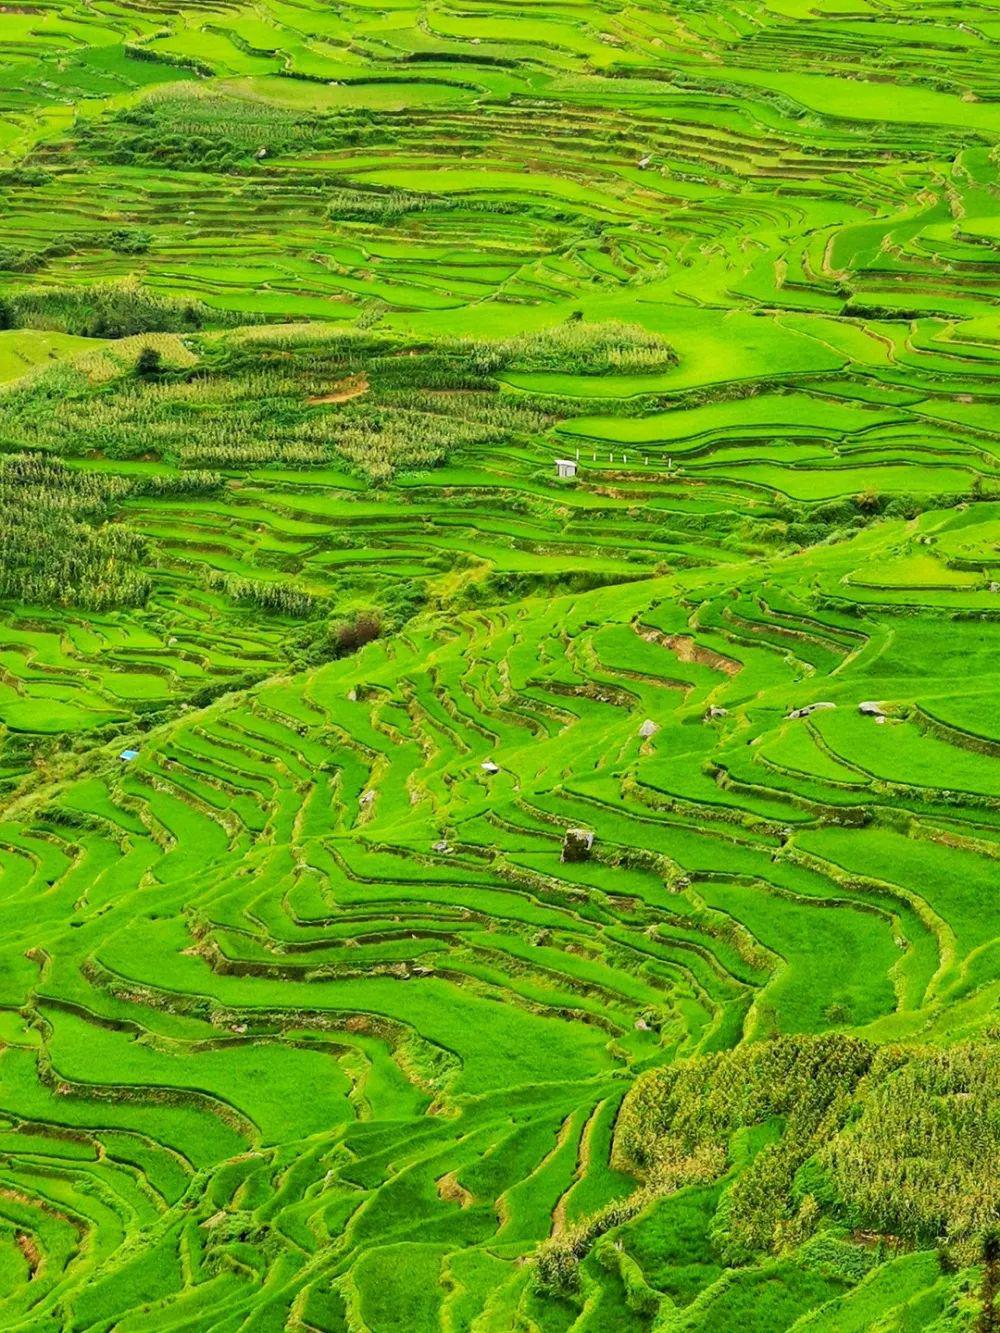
[0,452,150,609]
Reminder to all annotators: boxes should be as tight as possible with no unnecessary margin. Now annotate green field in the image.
[0,0,999,1327]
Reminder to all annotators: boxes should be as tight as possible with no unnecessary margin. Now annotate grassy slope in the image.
[0,0,998,1328]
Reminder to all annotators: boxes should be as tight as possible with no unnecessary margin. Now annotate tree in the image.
[135,345,162,378]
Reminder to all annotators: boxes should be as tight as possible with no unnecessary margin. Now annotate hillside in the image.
[0,0,998,1328]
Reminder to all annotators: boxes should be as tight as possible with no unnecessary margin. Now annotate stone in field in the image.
[562,828,594,862]
[788,702,836,719]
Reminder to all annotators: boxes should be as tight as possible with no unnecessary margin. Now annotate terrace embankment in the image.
[0,0,999,1325]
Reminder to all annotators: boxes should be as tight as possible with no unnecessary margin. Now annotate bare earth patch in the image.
[308,373,369,405]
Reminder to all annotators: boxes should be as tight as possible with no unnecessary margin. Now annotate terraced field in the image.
[0,0,999,1327]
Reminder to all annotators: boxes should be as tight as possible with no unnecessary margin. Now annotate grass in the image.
[0,0,996,1326]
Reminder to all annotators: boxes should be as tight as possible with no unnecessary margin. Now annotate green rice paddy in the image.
[0,0,998,1326]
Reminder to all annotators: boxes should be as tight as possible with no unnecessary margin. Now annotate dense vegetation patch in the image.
[0,324,675,482]
[0,453,150,609]
[619,1036,1000,1261]
[0,281,244,337]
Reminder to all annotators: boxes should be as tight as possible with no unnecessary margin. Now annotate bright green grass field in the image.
[0,0,998,1327]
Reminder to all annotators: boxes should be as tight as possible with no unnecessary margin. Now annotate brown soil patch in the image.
[635,623,742,676]
[436,1171,473,1208]
[308,374,369,405]
[16,1232,41,1276]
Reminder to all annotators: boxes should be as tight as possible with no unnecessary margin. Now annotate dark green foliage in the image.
[773,491,975,549]
[108,227,152,255]
[0,245,42,274]
[135,345,162,377]
[0,281,245,337]
[0,166,52,187]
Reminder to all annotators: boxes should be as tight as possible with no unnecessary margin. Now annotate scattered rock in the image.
[562,827,594,863]
[788,701,836,719]
[858,701,886,718]
[706,705,728,720]
[431,840,452,855]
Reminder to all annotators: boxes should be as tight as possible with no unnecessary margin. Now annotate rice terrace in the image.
[1,0,1000,1326]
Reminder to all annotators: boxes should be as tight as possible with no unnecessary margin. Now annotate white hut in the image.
[555,458,578,479]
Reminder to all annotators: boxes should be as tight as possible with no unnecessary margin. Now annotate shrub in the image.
[108,227,152,255]
[135,345,163,377]
[329,611,382,655]
[1,280,250,337]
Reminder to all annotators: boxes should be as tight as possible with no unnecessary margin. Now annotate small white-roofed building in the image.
[555,458,578,479]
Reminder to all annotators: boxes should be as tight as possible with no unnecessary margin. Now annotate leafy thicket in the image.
[327,187,545,223]
[58,92,354,173]
[825,1044,1000,1258]
[206,572,320,619]
[0,280,248,337]
[551,1035,1000,1285]
[0,324,673,483]
[0,453,150,609]
[484,320,677,375]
